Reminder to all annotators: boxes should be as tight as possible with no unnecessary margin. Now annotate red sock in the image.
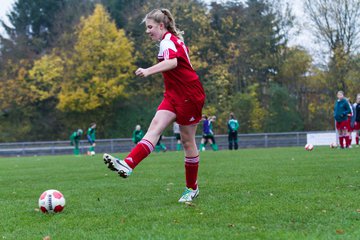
[345,136,350,147]
[339,137,344,148]
[347,136,352,146]
[356,137,359,145]
[185,156,199,190]
[124,139,154,169]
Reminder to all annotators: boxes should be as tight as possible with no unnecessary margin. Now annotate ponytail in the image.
[143,9,184,40]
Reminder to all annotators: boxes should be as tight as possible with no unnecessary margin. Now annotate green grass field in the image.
[1,147,360,240]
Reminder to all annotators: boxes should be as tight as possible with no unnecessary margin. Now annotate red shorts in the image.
[157,97,204,126]
[354,122,360,130]
[336,120,348,130]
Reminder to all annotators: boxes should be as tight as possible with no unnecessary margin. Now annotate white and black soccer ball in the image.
[38,189,66,213]
[304,143,314,151]
[330,142,337,148]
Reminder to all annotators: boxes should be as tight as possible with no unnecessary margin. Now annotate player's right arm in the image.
[135,58,177,78]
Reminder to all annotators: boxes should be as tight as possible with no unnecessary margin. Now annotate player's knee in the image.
[181,138,194,150]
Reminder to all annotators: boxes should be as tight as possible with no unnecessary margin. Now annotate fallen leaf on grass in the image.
[186,202,196,207]
[43,236,51,240]
[185,202,196,207]
[34,208,40,212]
[336,229,345,235]
[356,209,360,213]
[228,224,235,228]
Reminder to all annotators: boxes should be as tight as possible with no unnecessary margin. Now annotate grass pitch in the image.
[1,147,360,239]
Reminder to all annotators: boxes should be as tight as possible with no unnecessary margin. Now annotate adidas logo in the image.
[126,157,134,163]
[189,117,195,122]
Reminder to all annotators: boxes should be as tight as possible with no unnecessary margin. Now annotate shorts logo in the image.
[189,117,195,122]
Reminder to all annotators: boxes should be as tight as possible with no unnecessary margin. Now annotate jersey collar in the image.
[162,31,171,40]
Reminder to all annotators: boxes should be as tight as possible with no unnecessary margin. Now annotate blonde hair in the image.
[143,9,184,40]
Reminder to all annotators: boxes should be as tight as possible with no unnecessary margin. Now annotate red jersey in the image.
[158,32,205,103]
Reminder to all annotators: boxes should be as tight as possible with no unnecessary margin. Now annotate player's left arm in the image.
[135,58,177,78]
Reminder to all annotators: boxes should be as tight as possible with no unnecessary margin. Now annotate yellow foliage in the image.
[57,4,135,111]
[28,53,64,101]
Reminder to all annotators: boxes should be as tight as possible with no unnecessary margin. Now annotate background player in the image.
[155,135,167,152]
[132,125,144,145]
[353,94,360,146]
[70,129,83,155]
[228,112,239,150]
[103,8,205,203]
[334,91,351,148]
[173,122,182,151]
[87,123,96,156]
[346,99,354,148]
[199,115,218,151]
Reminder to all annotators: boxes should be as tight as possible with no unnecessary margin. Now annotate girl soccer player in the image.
[353,94,360,146]
[199,115,218,151]
[334,91,351,148]
[228,112,239,150]
[132,125,144,145]
[173,122,182,151]
[86,123,96,156]
[103,9,205,202]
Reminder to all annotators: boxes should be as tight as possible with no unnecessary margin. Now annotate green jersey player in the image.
[132,125,144,144]
[87,123,96,156]
[228,113,239,150]
[70,129,83,155]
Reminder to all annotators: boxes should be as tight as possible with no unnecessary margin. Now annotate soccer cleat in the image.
[103,153,133,178]
[178,187,199,203]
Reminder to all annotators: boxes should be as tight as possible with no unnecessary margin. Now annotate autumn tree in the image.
[0,0,66,62]
[57,4,135,112]
[305,0,360,92]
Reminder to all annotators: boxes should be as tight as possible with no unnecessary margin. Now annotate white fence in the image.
[0,131,312,157]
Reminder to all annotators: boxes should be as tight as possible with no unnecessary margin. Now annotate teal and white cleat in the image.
[178,188,199,203]
[103,153,133,178]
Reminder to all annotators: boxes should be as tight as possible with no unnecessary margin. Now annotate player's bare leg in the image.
[143,110,176,146]
[104,110,175,178]
[178,124,200,202]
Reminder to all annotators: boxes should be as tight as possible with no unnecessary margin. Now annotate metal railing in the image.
[0,132,308,157]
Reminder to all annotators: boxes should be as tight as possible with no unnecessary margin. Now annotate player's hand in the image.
[135,68,149,78]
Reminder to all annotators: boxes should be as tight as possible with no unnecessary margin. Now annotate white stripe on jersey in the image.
[158,34,177,60]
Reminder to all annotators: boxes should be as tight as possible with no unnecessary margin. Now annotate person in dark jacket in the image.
[334,91,351,148]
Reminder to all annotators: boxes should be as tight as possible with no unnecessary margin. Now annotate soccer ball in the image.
[87,151,96,156]
[330,142,337,148]
[304,144,314,151]
[38,189,66,213]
